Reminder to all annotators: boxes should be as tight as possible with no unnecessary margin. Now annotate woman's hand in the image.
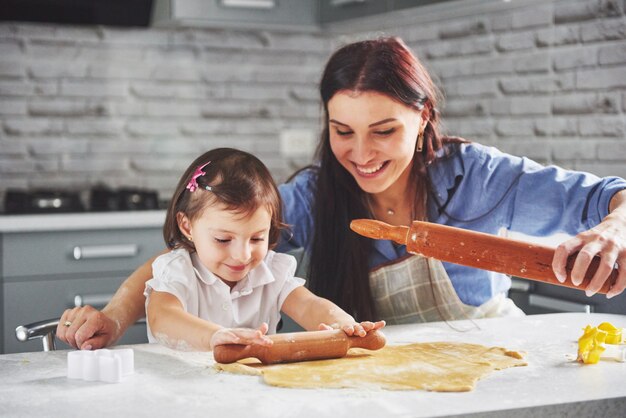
[318,320,386,337]
[553,210,626,298]
[56,306,121,350]
[209,322,274,350]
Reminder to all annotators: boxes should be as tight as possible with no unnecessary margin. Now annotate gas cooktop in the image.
[3,187,163,214]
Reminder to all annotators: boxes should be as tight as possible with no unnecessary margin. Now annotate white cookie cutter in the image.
[67,348,134,383]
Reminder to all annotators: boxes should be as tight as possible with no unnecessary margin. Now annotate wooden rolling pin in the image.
[213,329,386,365]
[350,219,619,294]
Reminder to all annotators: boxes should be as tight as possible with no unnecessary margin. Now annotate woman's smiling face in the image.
[328,90,426,194]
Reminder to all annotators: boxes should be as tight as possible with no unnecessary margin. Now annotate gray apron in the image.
[369,254,524,325]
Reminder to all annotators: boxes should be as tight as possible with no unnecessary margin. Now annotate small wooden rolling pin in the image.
[350,219,619,294]
[213,329,386,365]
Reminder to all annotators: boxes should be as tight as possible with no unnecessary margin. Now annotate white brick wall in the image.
[1,0,625,204]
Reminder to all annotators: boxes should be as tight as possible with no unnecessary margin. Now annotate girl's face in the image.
[328,90,427,195]
[177,204,271,287]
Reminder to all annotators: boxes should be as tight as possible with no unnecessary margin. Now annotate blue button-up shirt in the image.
[277,143,626,306]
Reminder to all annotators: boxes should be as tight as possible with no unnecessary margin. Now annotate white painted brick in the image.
[444,78,498,98]
[511,5,553,29]
[497,139,551,161]
[598,43,626,65]
[552,47,598,71]
[200,101,274,119]
[0,139,28,155]
[0,61,26,78]
[126,120,180,137]
[439,19,489,39]
[496,31,536,52]
[0,40,23,56]
[62,157,128,172]
[555,1,599,23]
[230,84,289,101]
[179,121,228,136]
[551,140,596,160]
[441,100,487,117]
[598,141,626,159]
[28,100,110,117]
[201,49,306,66]
[581,19,626,42]
[535,26,580,47]
[552,93,620,114]
[278,103,320,120]
[427,59,473,79]
[514,52,551,73]
[288,86,318,102]
[0,157,37,173]
[444,119,493,136]
[172,29,267,50]
[253,68,320,84]
[399,25,439,42]
[425,37,492,59]
[29,61,89,79]
[576,66,626,89]
[51,26,101,43]
[574,161,626,177]
[143,102,201,118]
[510,97,551,116]
[0,99,28,115]
[471,57,514,76]
[101,28,170,46]
[202,67,255,83]
[491,13,513,32]
[60,80,128,97]
[29,138,89,155]
[4,119,64,135]
[579,115,626,136]
[89,63,154,80]
[264,33,332,53]
[495,119,535,136]
[151,65,202,82]
[143,47,197,64]
[14,24,56,38]
[66,120,125,136]
[0,81,55,96]
[623,92,626,111]
[78,45,145,62]
[25,41,80,60]
[534,118,578,136]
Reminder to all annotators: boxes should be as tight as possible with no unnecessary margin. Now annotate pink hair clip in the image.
[186,161,211,192]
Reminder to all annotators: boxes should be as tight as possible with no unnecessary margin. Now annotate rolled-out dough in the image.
[215,341,527,392]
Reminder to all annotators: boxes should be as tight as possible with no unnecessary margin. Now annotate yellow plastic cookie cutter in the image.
[577,325,606,364]
[598,322,623,345]
[577,322,625,364]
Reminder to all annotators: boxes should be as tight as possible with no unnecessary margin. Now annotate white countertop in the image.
[0,211,166,233]
[1,313,625,418]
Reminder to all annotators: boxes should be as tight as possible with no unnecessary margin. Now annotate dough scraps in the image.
[215,341,527,392]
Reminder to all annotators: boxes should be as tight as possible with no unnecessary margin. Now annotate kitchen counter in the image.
[0,211,166,233]
[1,313,625,417]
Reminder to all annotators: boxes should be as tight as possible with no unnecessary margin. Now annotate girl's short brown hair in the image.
[163,148,284,252]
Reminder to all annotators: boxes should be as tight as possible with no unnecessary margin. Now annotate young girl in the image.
[145,148,385,351]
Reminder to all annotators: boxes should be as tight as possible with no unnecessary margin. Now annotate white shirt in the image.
[144,248,305,343]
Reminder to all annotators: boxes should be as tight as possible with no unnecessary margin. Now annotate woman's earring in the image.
[187,236,193,241]
[416,130,424,152]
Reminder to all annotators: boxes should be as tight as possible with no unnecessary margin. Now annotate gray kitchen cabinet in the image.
[1,227,164,354]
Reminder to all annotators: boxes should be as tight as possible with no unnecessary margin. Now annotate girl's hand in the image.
[209,322,273,350]
[318,320,386,337]
[553,211,626,298]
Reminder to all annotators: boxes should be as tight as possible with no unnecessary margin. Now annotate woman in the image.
[58,37,626,350]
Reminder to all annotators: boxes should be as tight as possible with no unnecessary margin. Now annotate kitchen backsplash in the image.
[1,0,625,206]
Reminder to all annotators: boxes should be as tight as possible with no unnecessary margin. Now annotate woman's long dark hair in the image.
[307,37,464,320]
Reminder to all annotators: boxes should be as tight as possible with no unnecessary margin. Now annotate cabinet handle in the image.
[73,244,138,260]
[74,294,114,309]
[528,294,593,313]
